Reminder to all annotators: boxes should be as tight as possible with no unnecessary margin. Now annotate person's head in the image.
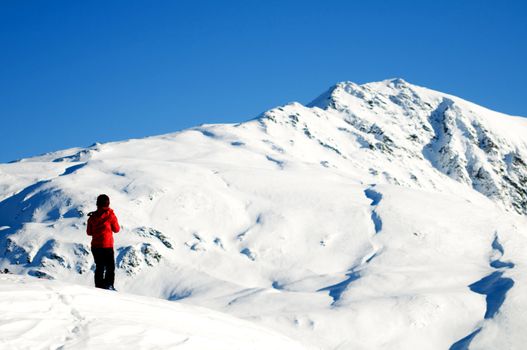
[96,194,110,209]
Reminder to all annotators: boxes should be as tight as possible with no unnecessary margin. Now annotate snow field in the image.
[0,274,305,350]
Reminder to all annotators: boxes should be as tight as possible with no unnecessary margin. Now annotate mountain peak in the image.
[387,77,408,86]
[308,78,417,110]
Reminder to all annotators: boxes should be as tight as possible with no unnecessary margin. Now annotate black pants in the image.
[91,247,115,289]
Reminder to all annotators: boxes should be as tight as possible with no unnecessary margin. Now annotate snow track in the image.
[0,275,305,350]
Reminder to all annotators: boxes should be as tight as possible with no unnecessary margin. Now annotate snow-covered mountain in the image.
[308,78,527,214]
[1,78,526,349]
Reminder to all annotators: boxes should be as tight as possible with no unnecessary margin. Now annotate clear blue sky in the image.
[1,0,526,162]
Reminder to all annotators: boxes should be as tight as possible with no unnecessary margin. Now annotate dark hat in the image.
[96,194,110,208]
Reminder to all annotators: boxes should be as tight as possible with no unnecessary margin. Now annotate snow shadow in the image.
[469,271,514,319]
[236,214,263,241]
[450,234,515,349]
[490,260,515,269]
[169,290,192,301]
[490,236,515,269]
[364,188,383,206]
[371,211,382,233]
[0,180,51,226]
[450,328,482,350]
[1,235,30,266]
[240,248,256,261]
[365,252,377,264]
[272,281,284,290]
[0,175,81,226]
[30,239,66,268]
[318,271,361,304]
[364,186,383,234]
[59,163,87,176]
[198,129,217,138]
[266,155,285,169]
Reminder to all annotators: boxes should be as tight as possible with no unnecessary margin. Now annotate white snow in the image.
[0,78,526,349]
[0,274,304,349]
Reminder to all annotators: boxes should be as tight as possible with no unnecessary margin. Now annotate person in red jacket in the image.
[87,194,120,290]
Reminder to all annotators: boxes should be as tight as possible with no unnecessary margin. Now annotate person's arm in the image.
[111,213,120,233]
[87,218,93,236]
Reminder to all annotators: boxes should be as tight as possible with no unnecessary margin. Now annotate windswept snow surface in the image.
[0,274,304,349]
[1,79,527,349]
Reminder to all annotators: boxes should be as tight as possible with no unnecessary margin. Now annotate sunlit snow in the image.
[1,79,526,349]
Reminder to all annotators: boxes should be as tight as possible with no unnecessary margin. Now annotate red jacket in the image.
[87,208,120,248]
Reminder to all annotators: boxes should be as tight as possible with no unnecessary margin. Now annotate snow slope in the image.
[1,78,527,349]
[0,273,304,349]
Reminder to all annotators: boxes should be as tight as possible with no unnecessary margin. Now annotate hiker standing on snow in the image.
[87,194,120,290]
